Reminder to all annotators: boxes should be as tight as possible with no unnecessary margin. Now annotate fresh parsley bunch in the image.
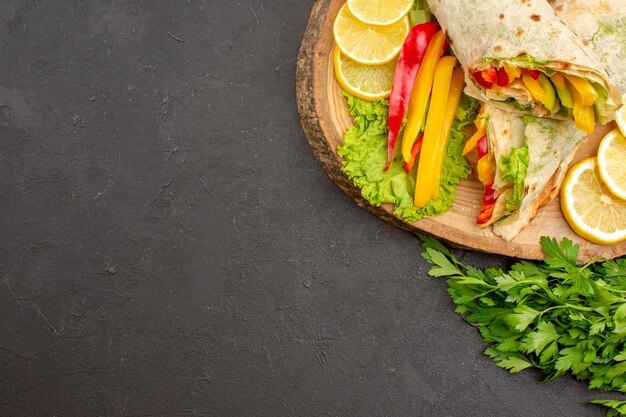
[419,234,626,416]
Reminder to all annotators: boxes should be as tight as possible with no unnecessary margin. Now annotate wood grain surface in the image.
[296,0,626,262]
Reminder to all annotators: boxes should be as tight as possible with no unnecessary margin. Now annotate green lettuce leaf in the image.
[337,92,478,222]
[499,144,529,214]
[484,55,550,66]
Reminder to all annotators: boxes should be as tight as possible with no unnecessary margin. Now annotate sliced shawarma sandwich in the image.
[465,104,586,241]
[425,0,619,133]
[549,0,626,96]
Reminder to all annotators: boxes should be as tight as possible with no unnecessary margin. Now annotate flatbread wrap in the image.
[425,0,619,132]
[475,104,586,241]
[549,0,626,96]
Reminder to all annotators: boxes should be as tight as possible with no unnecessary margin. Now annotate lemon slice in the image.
[597,129,626,200]
[561,157,626,245]
[347,0,414,25]
[615,94,626,136]
[333,4,409,65]
[334,47,396,101]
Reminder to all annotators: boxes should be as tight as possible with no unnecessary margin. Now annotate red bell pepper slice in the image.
[403,134,424,172]
[477,182,497,225]
[386,21,441,170]
[482,67,497,83]
[496,67,510,87]
[522,68,540,80]
[477,203,496,225]
[476,137,496,225]
[476,135,489,158]
[472,71,492,89]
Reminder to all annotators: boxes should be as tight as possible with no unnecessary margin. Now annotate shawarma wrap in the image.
[477,104,586,241]
[549,0,626,96]
[425,0,619,132]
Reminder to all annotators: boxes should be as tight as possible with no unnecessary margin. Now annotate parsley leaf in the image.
[504,305,542,332]
[520,321,560,356]
[419,234,626,417]
[541,236,579,269]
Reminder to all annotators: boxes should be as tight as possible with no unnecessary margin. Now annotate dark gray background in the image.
[0,1,616,416]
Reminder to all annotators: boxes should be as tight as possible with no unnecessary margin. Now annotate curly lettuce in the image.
[337,92,479,222]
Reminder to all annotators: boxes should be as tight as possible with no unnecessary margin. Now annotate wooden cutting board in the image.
[295,0,626,262]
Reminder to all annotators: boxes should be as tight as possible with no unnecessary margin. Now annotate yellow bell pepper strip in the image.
[503,63,521,82]
[462,105,487,155]
[466,133,487,156]
[413,55,458,208]
[550,73,574,109]
[564,75,599,107]
[551,72,566,90]
[573,102,595,133]
[522,73,548,104]
[536,73,556,112]
[402,30,447,164]
[462,128,485,155]
[477,155,495,185]
[440,67,465,137]
[385,21,441,170]
[432,66,465,198]
[476,135,495,185]
[474,134,497,224]
[569,80,596,133]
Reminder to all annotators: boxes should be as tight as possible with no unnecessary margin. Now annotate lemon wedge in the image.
[597,129,626,200]
[347,0,414,25]
[333,4,409,65]
[561,157,626,245]
[333,47,396,101]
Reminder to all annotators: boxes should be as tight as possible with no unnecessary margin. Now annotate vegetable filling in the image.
[471,63,606,133]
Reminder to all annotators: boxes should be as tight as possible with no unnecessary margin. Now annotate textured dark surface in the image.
[0,1,616,416]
